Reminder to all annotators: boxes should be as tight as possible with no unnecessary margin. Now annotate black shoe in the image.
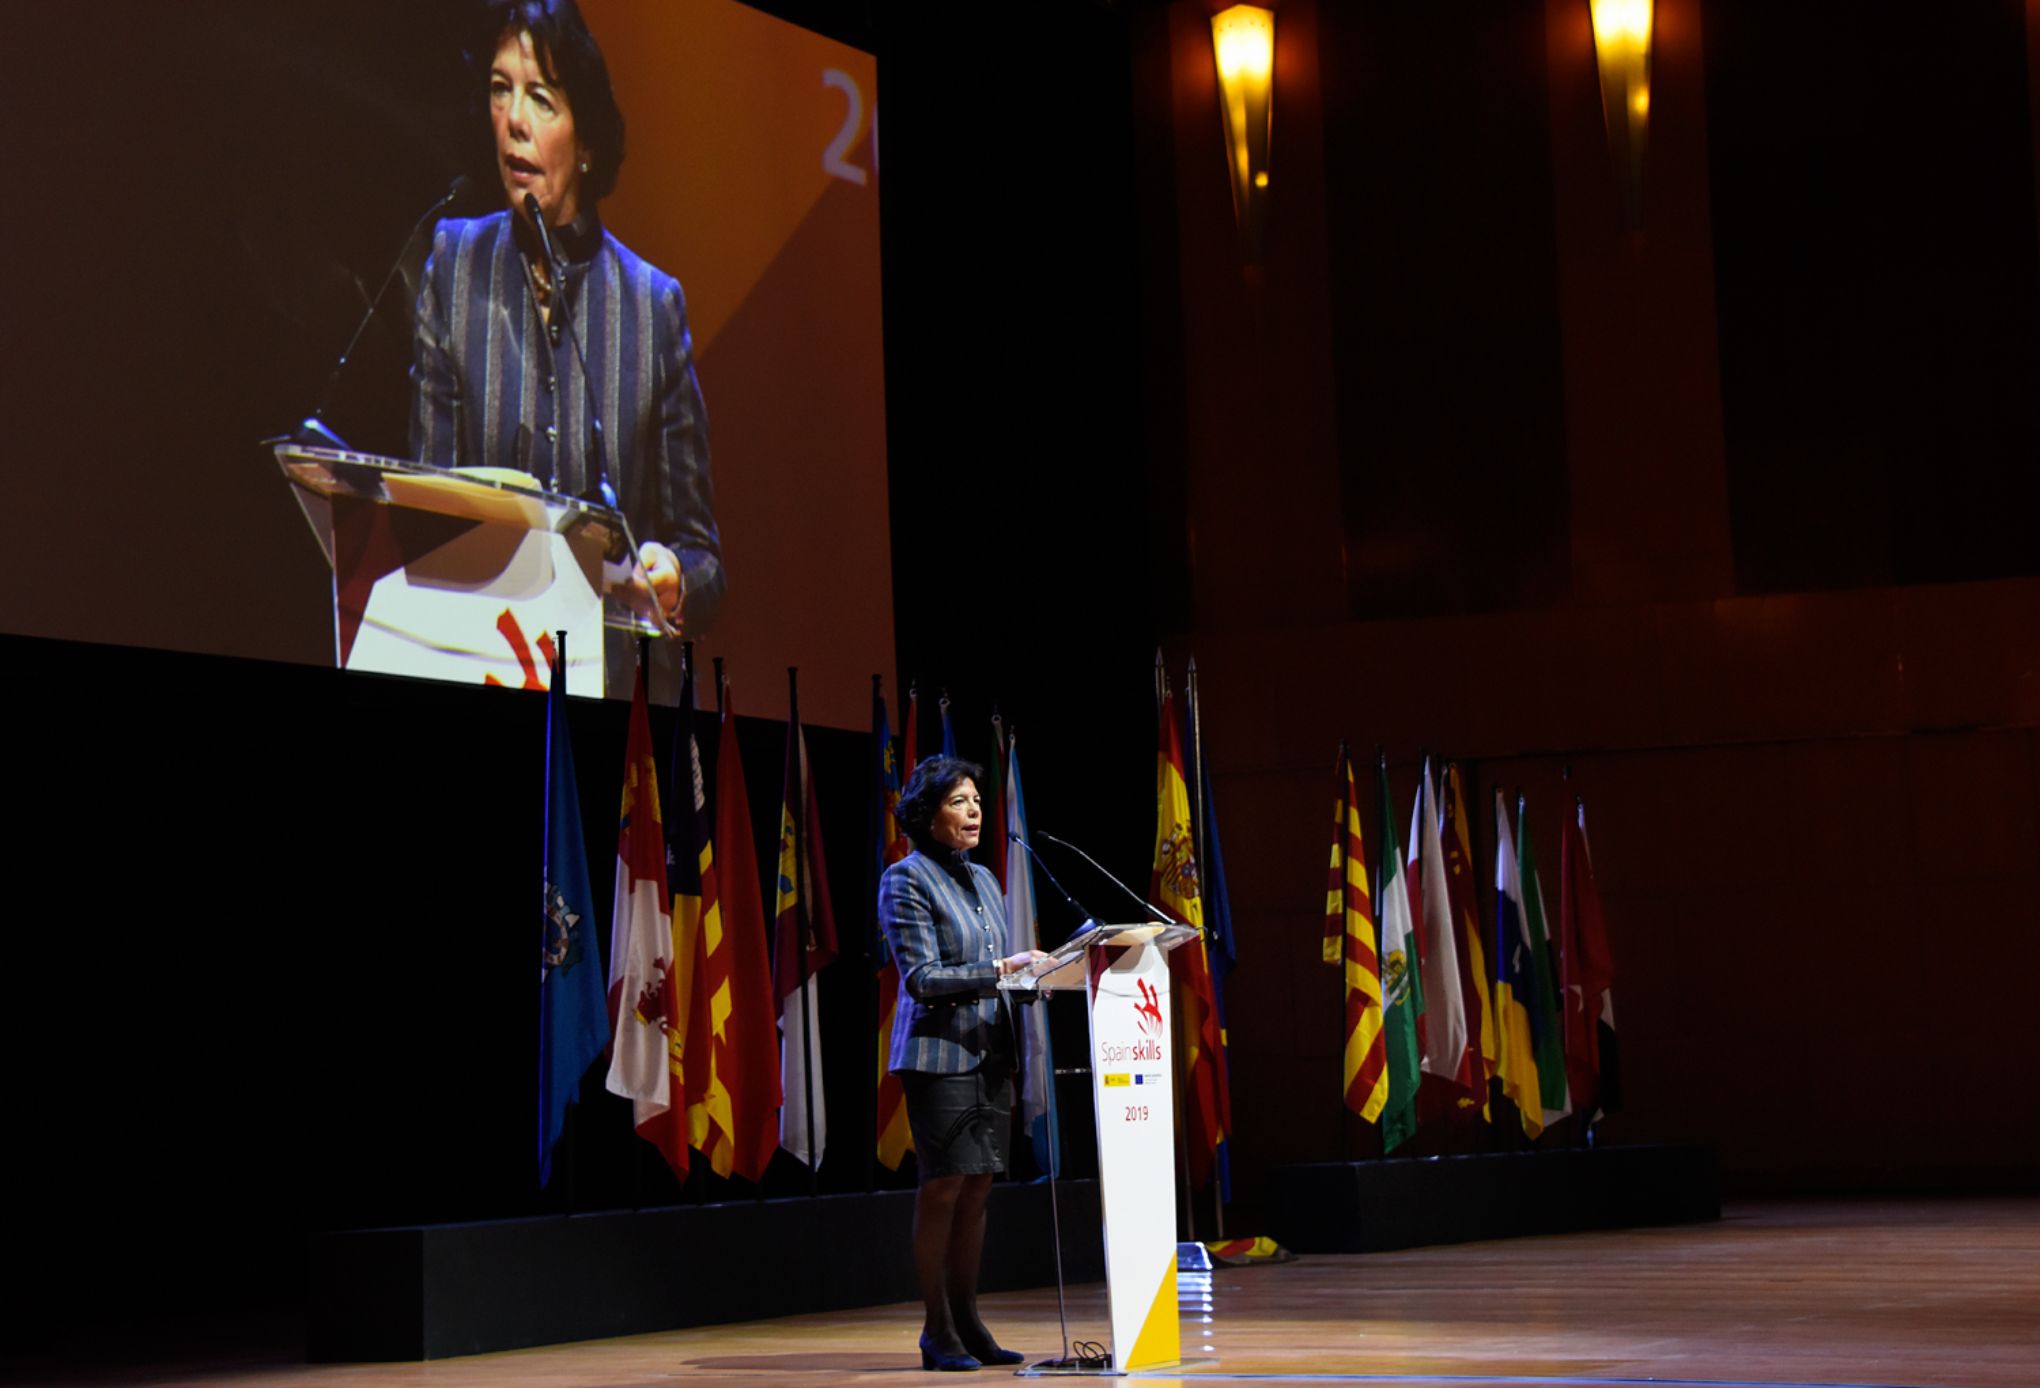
[920,1333,982,1372]
[959,1330,1023,1366]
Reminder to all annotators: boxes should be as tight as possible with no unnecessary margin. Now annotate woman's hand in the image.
[616,541,684,634]
[996,949,1049,978]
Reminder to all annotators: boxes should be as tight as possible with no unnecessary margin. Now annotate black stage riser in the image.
[308,1180,1103,1361]
[1266,1145,1720,1254]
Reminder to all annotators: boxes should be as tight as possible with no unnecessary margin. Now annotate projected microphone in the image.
[523,193,617,515]
[1034,830,1177,927]
[293,174,472,450]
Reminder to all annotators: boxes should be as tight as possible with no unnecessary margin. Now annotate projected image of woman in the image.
[879,757,1047,1372]
[411,0,724,640]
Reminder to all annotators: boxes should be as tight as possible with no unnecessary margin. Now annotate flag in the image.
[1441,764,1493,1111]
[666,651,721,1174]
[604,654,686,1179]
[776,691,840,1169]
[1412,758,1469,1084]
[1003,732,1061,1176]
[1492,789,1545,1138]
[872,683,913,1171]
[711,676,783,1181]
[1186,661,1237,1203]
[538,635,608,1188]
[1516,797,1572,1130]
[1325,745,1386,1121]
[939,689,956,757]
[1560,794,1622,1122]
[1375,759,1423,1153]
[1151,690,1230,1189]
[985,712,1008,890]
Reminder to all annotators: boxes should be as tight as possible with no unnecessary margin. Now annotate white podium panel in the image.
[1087,942,1181,1372]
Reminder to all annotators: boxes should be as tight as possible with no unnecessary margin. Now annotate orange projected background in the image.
[590,0,890,731]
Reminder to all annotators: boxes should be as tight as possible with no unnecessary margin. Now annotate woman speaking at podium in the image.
[409,0,724,642]
[880,757,1045,1371]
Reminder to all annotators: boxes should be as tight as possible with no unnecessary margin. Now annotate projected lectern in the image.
[274,444,656,696]
[1001,918,1200,1375]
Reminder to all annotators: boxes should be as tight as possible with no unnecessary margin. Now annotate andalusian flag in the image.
[872,682,913,1171]
[1517,797,1572,1130]
[1004,731,1061,1176]
[1151,690,1229,1189]
[538,633,607,1188]
[1375,759,1423,1153]
[1324,744,1386,1122]
[1559,794,1621,1123]
[712,676,784,1182]
[1412,758,1469,1084]
[604,654,685,1178]
[1492,789,1545,1138]
[775,687,839,1170]
[1443,764,1493,1110]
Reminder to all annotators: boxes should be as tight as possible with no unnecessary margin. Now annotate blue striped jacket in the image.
[409,210,725,638]
[879,849,1012,1075]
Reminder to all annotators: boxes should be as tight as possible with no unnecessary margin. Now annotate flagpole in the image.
[1334,740,1352,1166]
[1186,657,1226,1241]
[867,673,884,1196]
[790,666,819,1197]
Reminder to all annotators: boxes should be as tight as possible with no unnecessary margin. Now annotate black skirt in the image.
[902,1066,1015,1179]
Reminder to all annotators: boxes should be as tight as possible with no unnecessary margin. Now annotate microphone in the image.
[1008,830,1098,941]
[523,193,617,513]
[294,174,472,450]
[1033,831,1177,927]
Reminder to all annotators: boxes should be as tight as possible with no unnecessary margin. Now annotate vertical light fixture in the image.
[1211,4,1275,260]
[1589,0,1652,231]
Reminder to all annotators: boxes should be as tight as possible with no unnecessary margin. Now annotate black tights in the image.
[913,1171,995,1350]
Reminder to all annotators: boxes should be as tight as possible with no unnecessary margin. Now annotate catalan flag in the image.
[604,652,685,1179]
[872,681,913,1171]
[1375,758,1423,1153]
[1492,789,1545,1138]
[711,675,784,1183]
[1151,689,1229,1189]
[1325,744,1387,1122]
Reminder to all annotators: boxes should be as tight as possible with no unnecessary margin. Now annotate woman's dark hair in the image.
[897,756,985,850]
[473,0,626,206]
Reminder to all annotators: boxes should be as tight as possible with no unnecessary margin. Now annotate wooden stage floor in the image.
[24,1199,2039,1388]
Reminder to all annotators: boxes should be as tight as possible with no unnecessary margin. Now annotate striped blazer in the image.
[879,849,1012,1075]
[408,210,726,640]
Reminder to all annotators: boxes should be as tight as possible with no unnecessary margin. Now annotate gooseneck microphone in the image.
[295,174,472,450]
[523,193,617,513]
[1033,831,1176,927]
[1008,831,1097,941]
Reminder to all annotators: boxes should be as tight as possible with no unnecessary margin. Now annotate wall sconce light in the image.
[1589,0,1651,232]
[1211,4,1275,259]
